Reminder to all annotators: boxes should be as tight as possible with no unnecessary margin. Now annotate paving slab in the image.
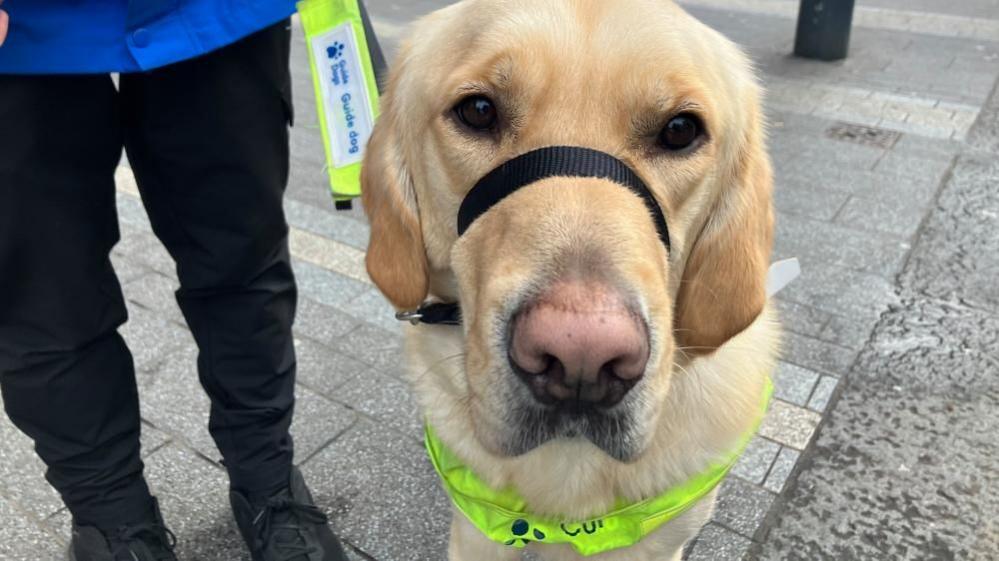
[301,420,453,561]
[731,437,781,485]
[294,296,361,349]
[144,444,250,561]
[330,368,423,442]
[0,494,64,561]
[293,337,370,400]
[758,400,822,451]
[772,298,830,340]
[762,447,800,494]
[712,478,776,538]
[771,362,821,406]
[119,308,195,375]
[687,523,753,561]
[0,404,66,522]
[330,324,405,376]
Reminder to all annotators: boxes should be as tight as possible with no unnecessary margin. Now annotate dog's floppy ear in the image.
[361,101,430,310]
[674,88,774,355]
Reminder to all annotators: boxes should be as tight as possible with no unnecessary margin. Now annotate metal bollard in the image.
[793,0,857,61]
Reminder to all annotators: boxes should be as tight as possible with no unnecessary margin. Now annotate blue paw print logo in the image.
[327,41,345,60]
[504,519,546,546]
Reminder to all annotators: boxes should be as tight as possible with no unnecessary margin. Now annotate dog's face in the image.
[363,0,773,463]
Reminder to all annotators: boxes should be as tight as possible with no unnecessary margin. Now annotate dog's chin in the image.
[475,401,651,464]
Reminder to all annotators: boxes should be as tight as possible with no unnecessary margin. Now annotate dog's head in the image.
[362,0,773,463]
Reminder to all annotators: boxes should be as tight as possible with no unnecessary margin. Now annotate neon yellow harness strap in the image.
[425,378,773,557]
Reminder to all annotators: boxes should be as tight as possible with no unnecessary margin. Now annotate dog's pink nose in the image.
[509,281,649,408]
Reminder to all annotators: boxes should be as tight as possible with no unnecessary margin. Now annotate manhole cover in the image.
[826,122,902,149]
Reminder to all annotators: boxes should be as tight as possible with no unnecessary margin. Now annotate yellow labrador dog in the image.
[361,0,778,559]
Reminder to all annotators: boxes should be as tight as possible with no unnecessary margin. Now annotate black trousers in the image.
[0,22,298,530]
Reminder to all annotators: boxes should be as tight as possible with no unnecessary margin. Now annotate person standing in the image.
[0,2,349,560]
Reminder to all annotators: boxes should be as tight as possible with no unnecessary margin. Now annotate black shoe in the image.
[68,498,177,561]
[231,466,349,561]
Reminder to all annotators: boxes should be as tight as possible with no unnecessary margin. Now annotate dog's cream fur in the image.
[360,1,780,559]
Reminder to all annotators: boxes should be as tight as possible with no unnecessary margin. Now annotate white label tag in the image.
[310,22,375,168]
[766,258,801,298]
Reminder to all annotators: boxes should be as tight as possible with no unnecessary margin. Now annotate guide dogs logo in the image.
[326,41,345,60]
[504,519,546,546]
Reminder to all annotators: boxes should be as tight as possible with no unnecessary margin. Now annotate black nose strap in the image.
[456,146,671,252]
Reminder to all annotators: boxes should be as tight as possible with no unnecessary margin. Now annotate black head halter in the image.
[397,146,671,326]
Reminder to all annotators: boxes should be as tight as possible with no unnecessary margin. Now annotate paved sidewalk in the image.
[2,1,998,560]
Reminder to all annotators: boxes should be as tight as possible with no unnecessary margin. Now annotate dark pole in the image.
[794,0,857,61]
[358,0,388,94]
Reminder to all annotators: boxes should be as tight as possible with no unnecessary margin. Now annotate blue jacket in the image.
[0,0,298,74]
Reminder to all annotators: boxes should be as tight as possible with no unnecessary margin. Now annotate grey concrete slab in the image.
[293,337,369,400]
[762,447,800,494]
[295,296,360,349]
[330,368,422,442]
[111,253,153,284]
[818,311,878,350]
[42,508,72,547]
[0,494,64,561]
[875,150,957,178]
[291,387,359,464]
[731,437,781,485]
[331,324,405,376]
[780,332,858,378]
[968,81,999,155]
[337,289,403,334]
[712,477,776,538]
[286,198,371,251]
[123,271,185,324]
[301,420,452,561]
[775,212,911,278]
[140,345,356,465]
[772,298,830,340]
[900,155,999,313]
[137,346,216,461]
[772,178,850,222]
[781,165,942,209]
[144,444,250,561]
[779,262,899,319]
[834,193,931,238]
[0,408,66,521]
[772,362,821,406]
[759,400,822,451]
[115,192,153,231]
[806,376,840,413]
[292,260,371,312]
[119,308,195,375]
[687,523,752,561]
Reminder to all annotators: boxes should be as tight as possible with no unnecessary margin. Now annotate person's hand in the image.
[0,0,9,47]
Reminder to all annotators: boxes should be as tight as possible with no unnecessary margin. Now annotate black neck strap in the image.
[457,146,671,251]
[400,146,671,326]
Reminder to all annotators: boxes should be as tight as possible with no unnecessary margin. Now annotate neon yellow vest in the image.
[424,378,773,557]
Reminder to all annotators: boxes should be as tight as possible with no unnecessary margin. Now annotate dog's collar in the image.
[424,378,774,557]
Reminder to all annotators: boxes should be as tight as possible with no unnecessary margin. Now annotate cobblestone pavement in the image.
[2,1,998,560]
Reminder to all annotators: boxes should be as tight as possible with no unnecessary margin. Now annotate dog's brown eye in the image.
[659,114,702,151]
[455,96,498,131]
